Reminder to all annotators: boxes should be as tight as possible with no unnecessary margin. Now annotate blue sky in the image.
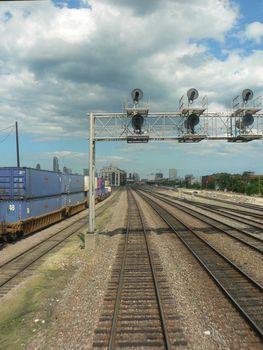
[0,0,263,178]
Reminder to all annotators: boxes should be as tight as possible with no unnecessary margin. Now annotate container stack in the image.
[61,173,85,207]
[0,167,85,224]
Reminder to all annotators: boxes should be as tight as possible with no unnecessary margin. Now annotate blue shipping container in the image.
[61,174,84,194]
[61,192,86,207]
[0,195,62,223]
[0,167,62,199]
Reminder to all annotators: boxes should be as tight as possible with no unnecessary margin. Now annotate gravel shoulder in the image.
[29,189,128,350]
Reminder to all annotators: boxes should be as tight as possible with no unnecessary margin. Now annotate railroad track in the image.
[157,191,263,233]
[136,189,263,340]
[142,189,263,254]
[93,189,187,349]
[187,201,263,227]
[156,189,263,220]
[189,202,263,224]
[0,216,87,297]
[194,193,263,212]
[0,192,118,297]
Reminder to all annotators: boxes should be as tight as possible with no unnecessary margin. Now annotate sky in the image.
[0,0,263,178]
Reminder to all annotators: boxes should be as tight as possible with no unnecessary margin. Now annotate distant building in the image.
[147,174,156,181]
[169,168,177,180]
[127,172,140,183]
[63,166,69,174]
[83,169,89,176]
[185,174,195,185]
[202,175,215,188]
[53,157,59,172]
[155,173,163,180]
[132,172,140,181]
[36,163,41,170]
[100,166,127,186]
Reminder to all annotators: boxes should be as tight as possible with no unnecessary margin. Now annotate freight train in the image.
[0,167,110,241]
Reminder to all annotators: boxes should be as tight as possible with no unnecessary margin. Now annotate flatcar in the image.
[0,167,109,241]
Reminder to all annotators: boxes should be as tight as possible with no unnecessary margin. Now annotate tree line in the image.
[160,172,262,196]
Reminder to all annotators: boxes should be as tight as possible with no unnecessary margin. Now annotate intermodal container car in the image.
[97,177,105,190]
[0,195,62,223]
[0,167,62,199]
[61,174,84,194]
[84,176,89,192]
[61,192,86,207]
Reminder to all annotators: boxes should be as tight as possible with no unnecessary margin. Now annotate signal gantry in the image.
[88,87,263,232]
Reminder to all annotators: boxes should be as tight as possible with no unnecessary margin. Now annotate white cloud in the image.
[39,151,87,159]
[96,155,130,166]
[1,0,262,147]
[241,21,263,44]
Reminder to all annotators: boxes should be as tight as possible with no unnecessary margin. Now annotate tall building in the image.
[100,166,127,186]
[53,157,59,172]
[169,168,177,180]
[63,166,69,174]
[132,172,140,181]
[36,163,41,170]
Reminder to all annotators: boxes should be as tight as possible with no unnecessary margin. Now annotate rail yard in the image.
[0,183,262,349]
[2,0,263,349]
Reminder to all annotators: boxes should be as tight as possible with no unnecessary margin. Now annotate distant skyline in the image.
[0,0,263,177]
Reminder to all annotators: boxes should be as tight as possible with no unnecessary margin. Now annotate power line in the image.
[0,124,15,133]
[0,126,15,145]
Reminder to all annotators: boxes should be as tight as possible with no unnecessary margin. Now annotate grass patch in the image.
[96,189,122,232]
[0,235,85,349]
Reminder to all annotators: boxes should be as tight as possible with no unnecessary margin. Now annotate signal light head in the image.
[132,113,144,134]
[187,88,199,104]
[236,114,254,129]
[131,88,143,105]
[184,113,200,134]
[242,89,253,103]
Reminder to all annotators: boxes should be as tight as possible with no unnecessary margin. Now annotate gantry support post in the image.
[89,112,96,233]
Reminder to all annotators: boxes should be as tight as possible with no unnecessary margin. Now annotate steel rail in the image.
[154,190,263,230]
[0,194,117,294]
[194,193,263,212]
[133,190,171,350]
[184,200,263,228]
[0,192,117,269]
[136,189,263,340]
[108,189,171,349]
[210,206,263,220]
[159,189,263,220]
[108,193,130,349]
[182,199,263,221]
[0,219,87,293]
[143,189,263,254]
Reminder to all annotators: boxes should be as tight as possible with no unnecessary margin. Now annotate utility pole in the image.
[89,112,95,233]
[15,121,20,167]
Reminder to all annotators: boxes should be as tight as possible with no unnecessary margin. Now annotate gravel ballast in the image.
[134,190,263,349]
[2,188,263,349]
[26,190,127,350]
